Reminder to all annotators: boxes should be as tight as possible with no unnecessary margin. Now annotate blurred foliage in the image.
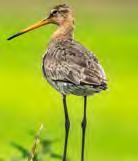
[10,127,62,161]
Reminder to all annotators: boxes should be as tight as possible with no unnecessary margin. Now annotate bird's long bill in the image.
[7,18,50,40]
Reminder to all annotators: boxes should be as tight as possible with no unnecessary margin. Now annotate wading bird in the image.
[7,4,107,161]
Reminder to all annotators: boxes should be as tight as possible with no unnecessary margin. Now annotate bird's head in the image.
[48,4,73,26]
[7,4,74,40]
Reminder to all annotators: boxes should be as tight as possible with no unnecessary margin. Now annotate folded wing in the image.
[43,40,107,88]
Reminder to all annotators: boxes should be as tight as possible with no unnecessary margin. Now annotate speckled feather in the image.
[42,39,107,96]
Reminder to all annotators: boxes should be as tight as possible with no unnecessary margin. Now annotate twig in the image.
[28,124,44,161]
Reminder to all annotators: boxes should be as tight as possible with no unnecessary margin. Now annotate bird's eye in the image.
[51,10,58,15]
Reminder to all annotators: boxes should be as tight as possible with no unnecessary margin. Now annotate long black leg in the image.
[81,96,87,161]
[62,95,70,161]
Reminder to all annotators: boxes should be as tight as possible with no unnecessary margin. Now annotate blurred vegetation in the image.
[10,125,62,161]
[0,0,138,161]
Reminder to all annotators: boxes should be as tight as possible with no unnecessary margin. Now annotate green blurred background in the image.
[0,0,138,160]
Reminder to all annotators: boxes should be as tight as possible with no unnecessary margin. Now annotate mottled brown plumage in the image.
[7,4,107,161]
[43,39,107,95]
[42,4,107,96]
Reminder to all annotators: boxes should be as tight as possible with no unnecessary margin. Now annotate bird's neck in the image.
[51,21,74,41]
